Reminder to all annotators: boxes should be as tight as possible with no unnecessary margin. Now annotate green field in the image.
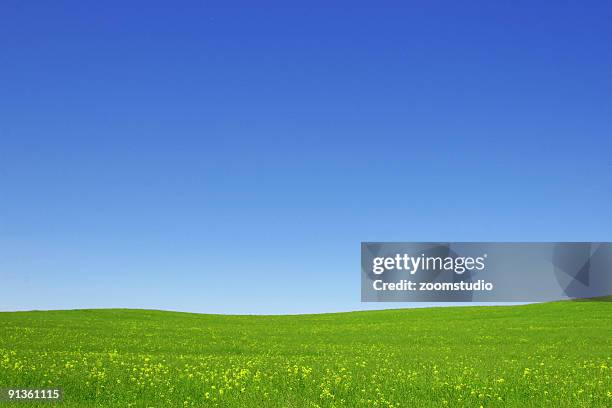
[0,300,610,407]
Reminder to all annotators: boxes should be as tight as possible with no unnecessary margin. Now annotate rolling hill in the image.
[0,299,610,407]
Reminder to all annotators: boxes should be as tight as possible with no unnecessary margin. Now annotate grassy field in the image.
[0,300,610,407]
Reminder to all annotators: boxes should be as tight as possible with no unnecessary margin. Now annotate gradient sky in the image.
[1,1,611,314]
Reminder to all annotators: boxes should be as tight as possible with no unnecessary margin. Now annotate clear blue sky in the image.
[1,1,611,314]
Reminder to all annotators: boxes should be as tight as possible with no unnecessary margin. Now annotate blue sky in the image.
[1,1,611,313]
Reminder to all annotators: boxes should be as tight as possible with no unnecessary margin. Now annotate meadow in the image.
[0,300,610,407]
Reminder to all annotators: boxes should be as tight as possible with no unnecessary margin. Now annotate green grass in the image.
[0,300,610,407]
